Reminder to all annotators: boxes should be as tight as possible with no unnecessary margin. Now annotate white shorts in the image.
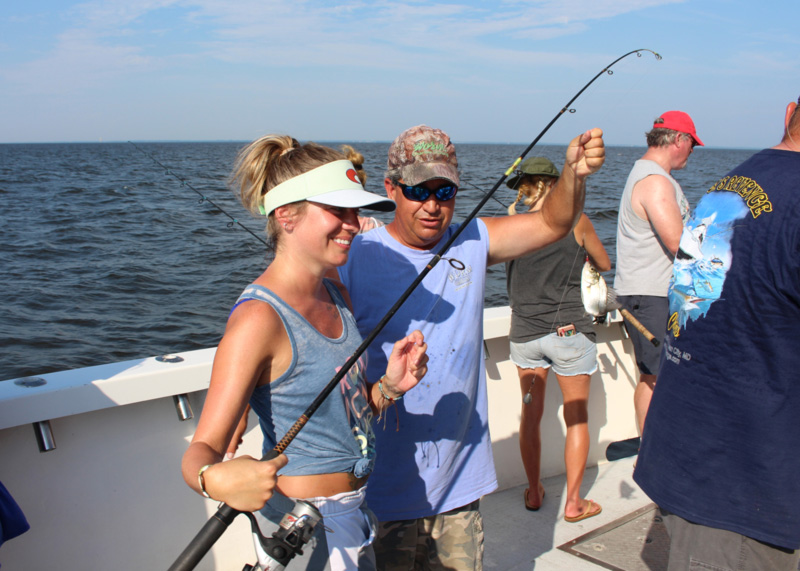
[253,486,377,570]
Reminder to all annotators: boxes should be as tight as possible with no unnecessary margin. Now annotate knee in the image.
[562,400,589,426]
[521,400,546,424]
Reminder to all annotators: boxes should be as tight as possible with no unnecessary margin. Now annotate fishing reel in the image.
[242,500,323,571]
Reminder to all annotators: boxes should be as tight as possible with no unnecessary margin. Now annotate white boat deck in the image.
[484,455,657,570]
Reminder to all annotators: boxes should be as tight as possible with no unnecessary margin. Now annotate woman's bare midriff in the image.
[277,471,368,499]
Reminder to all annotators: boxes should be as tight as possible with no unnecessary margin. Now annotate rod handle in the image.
[620,308,660,347]
[168,504,241,571]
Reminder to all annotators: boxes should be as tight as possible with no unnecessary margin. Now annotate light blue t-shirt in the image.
[240,280,376,478]
[338,221,498,521]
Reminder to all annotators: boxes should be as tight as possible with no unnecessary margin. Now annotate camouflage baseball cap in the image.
[386,125,459,186]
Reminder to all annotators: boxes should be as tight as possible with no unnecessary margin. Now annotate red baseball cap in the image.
[654,111,704,146]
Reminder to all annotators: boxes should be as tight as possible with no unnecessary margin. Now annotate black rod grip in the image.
[168,504,241,571]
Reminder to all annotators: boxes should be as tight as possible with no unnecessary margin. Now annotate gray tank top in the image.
[506,233,595,343]
[239,280,376,478]
[614,160,689,296]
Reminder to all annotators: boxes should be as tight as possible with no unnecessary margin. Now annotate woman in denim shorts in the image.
[505,157,611,523]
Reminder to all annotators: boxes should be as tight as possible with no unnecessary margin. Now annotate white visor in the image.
[262,160,395,216]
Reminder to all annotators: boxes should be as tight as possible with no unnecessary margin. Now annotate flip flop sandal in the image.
[564,499,602,523]
[524,485,545,511]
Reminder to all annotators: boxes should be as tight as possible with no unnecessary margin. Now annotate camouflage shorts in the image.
[373,500,484,571]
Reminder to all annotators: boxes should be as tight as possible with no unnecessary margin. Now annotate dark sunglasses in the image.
[398,182,458,202]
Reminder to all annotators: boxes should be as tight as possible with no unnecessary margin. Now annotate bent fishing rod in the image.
[169,48,661,571]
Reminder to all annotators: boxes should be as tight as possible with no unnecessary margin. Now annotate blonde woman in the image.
[505,157,610,522]
[181,135,428,569]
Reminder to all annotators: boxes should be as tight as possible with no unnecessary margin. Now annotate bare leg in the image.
[634,373,657,435]
[555,372,593,519]
[518,366,548,509]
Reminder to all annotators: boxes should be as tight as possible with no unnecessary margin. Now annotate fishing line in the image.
[127,141,270,249]
[169,48,662,571]
[460,179,510,218]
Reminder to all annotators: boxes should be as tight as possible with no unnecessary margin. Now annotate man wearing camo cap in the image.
[339,124,605,570]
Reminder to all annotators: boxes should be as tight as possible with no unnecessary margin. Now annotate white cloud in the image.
[1,0,797,146]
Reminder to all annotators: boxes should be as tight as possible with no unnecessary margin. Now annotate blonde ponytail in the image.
[508,177,551,214]
[229,135,347,244]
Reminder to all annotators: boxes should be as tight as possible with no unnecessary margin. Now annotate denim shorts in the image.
[509,332,598,377]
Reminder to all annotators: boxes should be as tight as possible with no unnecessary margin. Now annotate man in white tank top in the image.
[613,111,702,436]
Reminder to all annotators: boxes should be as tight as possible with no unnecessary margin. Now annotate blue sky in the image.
[1,0,798,148]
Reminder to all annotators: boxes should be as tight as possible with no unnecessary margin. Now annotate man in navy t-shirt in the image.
[634,96,800,570]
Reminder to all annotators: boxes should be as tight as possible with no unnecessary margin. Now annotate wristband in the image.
[378,376,403,402]
[198,464,213,498]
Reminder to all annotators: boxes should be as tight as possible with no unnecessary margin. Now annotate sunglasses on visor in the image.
[398,182,458,202]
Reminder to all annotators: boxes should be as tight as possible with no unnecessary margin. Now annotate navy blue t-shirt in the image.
[634,148,800,550]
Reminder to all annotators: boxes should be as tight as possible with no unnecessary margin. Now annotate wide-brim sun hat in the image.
[506,156,560,189]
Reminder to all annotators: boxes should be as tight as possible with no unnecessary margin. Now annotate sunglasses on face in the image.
[398,182,458,202]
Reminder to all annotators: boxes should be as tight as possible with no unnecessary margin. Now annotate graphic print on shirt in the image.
[667,177,771,337]
[447,264,473,291]
[337,355,376,477]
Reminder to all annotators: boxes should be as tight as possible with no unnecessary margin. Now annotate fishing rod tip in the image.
[634,48,662,61]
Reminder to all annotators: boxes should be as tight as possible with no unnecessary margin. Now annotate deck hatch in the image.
[557,503,669,571]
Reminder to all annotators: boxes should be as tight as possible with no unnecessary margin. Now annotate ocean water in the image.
[0,141,757,381]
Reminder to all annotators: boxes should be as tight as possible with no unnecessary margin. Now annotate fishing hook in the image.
[168,48,661,571]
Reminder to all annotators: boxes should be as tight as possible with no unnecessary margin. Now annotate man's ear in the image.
[384,178,397,200]
[784,101,797,134]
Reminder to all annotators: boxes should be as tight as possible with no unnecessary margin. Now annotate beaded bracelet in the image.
[378,376,403,402]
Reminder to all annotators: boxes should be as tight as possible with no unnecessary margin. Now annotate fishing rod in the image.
[169,48,661,571]
[127,141,271,249]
